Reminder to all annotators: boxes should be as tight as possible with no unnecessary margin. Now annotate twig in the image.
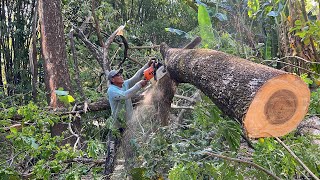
[176,90,201,124]
[64,157,105,165]
[262,60,320,76]
[171,104,194,110]
[126,56,144,66]
[204,151,281,180]
[174,94,197,103]
[3,123,31,131]
[277,56,320,64]
[274,137,320,180]
[0,151,24,167]
[68,104,80,151]
[183,36,201,49]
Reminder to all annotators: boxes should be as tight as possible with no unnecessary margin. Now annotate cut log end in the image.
[244,74,310,138]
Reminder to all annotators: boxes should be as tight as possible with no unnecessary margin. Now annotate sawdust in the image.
[120,84,164,174]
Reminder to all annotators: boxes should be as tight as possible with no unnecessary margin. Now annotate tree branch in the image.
[275,137,320,180]
[129,45,160,50]
[91,0,104,47]
[176,90,201,124]
[171,104,194,110]
[174,94,197,103]
[102,25,126,77]
[64,157,105,165]
[73,26,104,69]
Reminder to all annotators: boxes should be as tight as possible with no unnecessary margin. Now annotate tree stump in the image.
[164,48,310,138]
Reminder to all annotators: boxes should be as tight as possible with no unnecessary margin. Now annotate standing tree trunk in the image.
[0,53,2,89]
[38,0,79,146]
[30,0,39,102]
[38,0,72,108]
[163,48,310,138]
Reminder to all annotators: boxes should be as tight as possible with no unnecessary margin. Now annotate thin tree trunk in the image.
[29,0,38,101]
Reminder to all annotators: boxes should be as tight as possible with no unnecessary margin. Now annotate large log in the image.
[164,48,310,138]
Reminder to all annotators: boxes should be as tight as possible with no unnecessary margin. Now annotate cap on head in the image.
[108,69,123,81]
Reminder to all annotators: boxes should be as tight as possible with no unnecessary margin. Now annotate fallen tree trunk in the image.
[164,48,310,138]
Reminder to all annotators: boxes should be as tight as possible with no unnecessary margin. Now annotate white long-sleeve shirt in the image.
[107,63,149,124]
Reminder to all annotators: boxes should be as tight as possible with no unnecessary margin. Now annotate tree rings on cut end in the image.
[264,89,297,124]
[243,74,310,138]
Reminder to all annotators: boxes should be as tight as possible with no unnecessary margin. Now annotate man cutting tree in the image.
[104,60,153,177]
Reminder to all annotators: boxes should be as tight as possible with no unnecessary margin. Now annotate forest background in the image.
[0,0,320,179]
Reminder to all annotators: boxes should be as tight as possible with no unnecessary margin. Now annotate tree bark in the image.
[39,0,72,108]
[164,48,310,138]
[29,0,39,102]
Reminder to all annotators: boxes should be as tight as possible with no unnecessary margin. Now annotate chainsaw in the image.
[143,60,167,82]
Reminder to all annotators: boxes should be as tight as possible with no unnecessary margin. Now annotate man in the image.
[104,61,152,176]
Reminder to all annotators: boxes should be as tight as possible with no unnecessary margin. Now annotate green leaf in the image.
[295,31,307,38]
[58,96,69,105]
[300,74,313,85]
[303,37,310,45]
[248,0,260,18]
[67,95,75,103]
[198,4,214,48]
[295,20,302,26]
[6,134,14,139]
[198,5,211,28]
[10,127,17,134]
[130,167,149,180]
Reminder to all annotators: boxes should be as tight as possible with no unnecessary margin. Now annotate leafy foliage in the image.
[198,4,214,48]
[132,96,243,179]
[291,20,320,48]
[0,102,89,179]
[247,0,260,18]
[253,134,320,179]
[309,87,320,115]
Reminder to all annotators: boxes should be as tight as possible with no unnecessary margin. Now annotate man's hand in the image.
[139,80,148,87]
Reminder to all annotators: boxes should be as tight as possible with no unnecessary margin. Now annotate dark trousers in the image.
[104,128,125,178]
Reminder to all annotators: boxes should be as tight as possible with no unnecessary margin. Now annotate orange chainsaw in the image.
[143,61,167,81]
